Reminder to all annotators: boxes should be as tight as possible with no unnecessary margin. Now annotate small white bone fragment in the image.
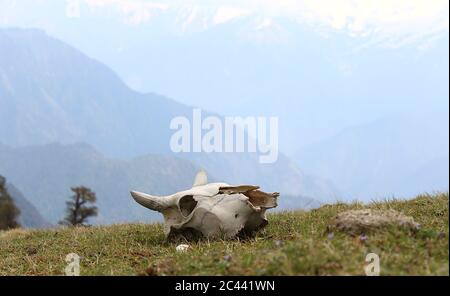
[176,244,190,252]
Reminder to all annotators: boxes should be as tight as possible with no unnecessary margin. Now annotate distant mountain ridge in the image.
[0,28,188,157]
[0,142,324,224]
[295,113,449,200]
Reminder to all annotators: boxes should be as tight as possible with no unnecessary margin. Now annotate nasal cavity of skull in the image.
[179,195,198,217]
[244,190,278,208]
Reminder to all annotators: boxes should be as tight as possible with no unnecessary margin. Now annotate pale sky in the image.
[81,0,449,45]
[1,0,449,48]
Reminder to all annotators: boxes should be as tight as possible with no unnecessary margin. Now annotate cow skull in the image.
[130,171,279,241]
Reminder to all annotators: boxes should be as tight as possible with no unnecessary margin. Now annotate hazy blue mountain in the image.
[0,28,188,158]
[0,27,339,202]
[1,3,447,207]
[6,183,51,228]
[0,143,323,224]
[394,156,449,198]
[295,113,449,201]
[276,195,322,211]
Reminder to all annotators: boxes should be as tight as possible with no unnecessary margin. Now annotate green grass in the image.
[0,193,448,276]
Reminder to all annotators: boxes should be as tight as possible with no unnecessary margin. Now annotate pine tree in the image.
[0,175,21,230]
[59,186,98,226]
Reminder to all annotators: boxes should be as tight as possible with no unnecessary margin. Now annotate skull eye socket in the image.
[179,195,198,217]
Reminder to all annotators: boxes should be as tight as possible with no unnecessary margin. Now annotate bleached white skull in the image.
[130,171,279,241]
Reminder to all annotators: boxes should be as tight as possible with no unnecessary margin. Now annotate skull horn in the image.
[130,191,171,212]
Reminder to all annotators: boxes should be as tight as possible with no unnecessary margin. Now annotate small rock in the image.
[274,240,283,247]
[327,233,335,240]
[330,209,419,235]
[143,265,158,276]
[26,246,38,255]
[223,255,232,262]
[359,234,368,242]
[176,244,190,252]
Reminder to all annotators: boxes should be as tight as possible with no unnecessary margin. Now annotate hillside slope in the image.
[0,193,447,276]
[6,183,51,229]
